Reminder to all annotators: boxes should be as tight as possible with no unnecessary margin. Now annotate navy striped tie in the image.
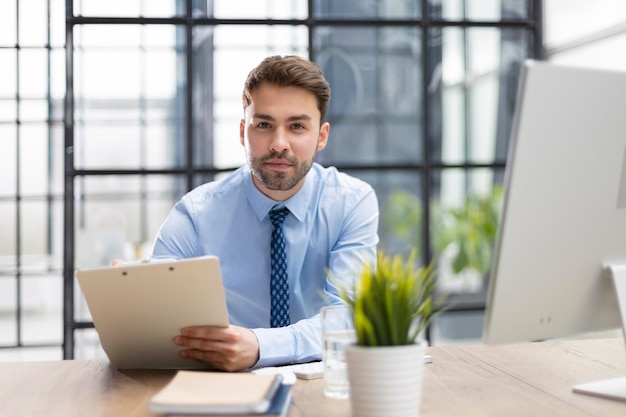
[269,207,290,328]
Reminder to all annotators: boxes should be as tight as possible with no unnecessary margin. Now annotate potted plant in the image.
[338,250,444,417]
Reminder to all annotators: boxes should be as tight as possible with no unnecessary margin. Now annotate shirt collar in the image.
[244,165,316,223]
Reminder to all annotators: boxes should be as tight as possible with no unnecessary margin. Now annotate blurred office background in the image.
[0,0,625,361]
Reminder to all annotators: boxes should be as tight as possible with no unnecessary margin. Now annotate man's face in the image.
[240,83,330,201]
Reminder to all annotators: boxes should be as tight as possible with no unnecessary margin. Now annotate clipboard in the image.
[76,255,229,369]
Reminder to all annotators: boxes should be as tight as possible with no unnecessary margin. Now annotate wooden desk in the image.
[1,338,625,417]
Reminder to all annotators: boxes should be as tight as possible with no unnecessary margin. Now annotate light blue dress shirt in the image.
[150,162,379,368]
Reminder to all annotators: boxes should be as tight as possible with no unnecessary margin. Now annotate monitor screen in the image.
[482,60,626,401]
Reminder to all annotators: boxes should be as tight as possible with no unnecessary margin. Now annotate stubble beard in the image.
[249,150,314,191]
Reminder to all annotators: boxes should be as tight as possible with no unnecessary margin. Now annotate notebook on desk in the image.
[148,371,289,415]
[76,255,229,369]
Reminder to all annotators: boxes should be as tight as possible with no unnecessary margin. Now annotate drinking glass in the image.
[321,304,356,399]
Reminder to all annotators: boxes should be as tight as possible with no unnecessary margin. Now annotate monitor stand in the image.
[572,264,626,402]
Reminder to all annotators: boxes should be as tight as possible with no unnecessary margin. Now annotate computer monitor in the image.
[483,60,626,401]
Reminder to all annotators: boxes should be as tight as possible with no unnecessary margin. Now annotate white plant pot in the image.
[345,343,426,417]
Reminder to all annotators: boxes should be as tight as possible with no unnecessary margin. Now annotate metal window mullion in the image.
[533,0,544,59]
[14,0,23,349]
[63,0,76,360]
[140,24,148,247]
[421,1,442,346]
[463,21,471,194]
[374,27,384,179]
[46,0,54,271]
[185,0,194,191]
[307,0,314,60]
[421,1,432,271]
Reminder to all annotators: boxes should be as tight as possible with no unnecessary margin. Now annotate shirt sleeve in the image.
[252,187,380,368]
[151,197,198,259]
[252,314,322,368]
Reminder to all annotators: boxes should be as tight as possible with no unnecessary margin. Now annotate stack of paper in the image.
[148,371,291,417]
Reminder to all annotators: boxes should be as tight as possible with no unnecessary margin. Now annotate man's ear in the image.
[239,119,245,146]
[317,122,330,151]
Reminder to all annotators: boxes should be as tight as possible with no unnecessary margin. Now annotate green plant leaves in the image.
[339,250,444,347]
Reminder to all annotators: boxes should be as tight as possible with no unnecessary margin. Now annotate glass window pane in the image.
[213,24,308,50]
[0,1,16,46]
[20,100,48,122]
[21,275,63,345]
[441,89,463,162]
[0,278,17,345]
[144,49,178,99]
[0,203,17,263]
[50,0,65,47]
[0,50,17,97]
[19,124,49,196]
[75,24,142,48]
[20,201,49,260]
[144,122,181,168]
[313,27,422,165]
[467,0,504,20]
[19,49,48,98]
[50,49,66,100]
[142,0,180,17]
[74,24,178,48]
[19,200,63,273]
[74,175,186,268]
[73,0,180,18]
[18,0,48,46]
[436,27,530,164]
[50,124,64,196]
[74,25,185,170]
[432,0,531,20]
[436,168,499,207]
[0,100,17,122]
[75,123,141,169]
[75,120,185,170]
[0,125,17,197]
[314,0,420,19]
[468,75,499,162]
[211,0,307,19]
[76,50,142,99]
[143,25,179,49]
[467,29,500,164]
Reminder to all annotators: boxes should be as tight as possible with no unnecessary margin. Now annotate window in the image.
[0,0,65,360]
[1,0,543,360]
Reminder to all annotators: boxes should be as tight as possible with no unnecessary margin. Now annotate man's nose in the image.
[269,128,290,153]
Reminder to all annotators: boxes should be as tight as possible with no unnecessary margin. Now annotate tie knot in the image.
[269,207,290,228]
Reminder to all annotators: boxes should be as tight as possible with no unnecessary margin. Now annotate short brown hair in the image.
[242,55,331,125]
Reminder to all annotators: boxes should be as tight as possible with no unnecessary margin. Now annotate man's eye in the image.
[292,123,304,130]
[257,122,270,128]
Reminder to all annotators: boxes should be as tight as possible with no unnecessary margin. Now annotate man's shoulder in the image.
[183,166,248,203]
[312,163,374,194]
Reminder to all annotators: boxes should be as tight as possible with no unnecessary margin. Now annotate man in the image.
[151,55,379,371]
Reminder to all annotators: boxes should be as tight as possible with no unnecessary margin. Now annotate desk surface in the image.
[1,338,625,417]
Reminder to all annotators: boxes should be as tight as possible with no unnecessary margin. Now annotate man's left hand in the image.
[174,325,260,371]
